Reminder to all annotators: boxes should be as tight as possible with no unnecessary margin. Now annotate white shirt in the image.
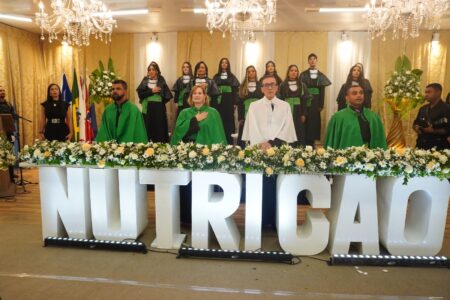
[242,96,297,145]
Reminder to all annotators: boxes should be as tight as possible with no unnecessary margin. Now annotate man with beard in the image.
[96,80,147,143]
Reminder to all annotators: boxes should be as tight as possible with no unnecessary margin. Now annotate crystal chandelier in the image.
[204,0,277,41]
[35,0,117,46]
[366,0,450,39]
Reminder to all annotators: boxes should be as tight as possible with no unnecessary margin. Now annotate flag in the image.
[78,76,86,141]
[61,74,72,103]
[84,78,97,142]
[71,69,80,141]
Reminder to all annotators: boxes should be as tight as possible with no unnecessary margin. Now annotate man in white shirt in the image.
[242,75,297,148]
[242,75,297,228]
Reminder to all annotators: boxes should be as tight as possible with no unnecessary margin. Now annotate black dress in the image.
[278,80,310,146]
[136,75,173,143]
[172,75,191,119]
[41,100,70,141]
[213,72,240,145]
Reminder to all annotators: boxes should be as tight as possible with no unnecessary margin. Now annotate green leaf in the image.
[411,69,422,77]
[108,58,115,73]
[98,60,105,72]
[394,56,403,72]
[394,55,412,72]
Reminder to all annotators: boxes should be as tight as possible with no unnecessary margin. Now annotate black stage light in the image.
[329,254,449,268]
[177,247,294,263]
[44,237,147,253]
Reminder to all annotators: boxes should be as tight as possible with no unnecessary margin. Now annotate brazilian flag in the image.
[71,69,80,142]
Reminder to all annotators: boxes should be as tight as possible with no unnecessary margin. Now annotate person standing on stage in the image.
[184,61,221,112]
[213,58,240,145]
[97,80,147,143]
[172,61,193,116]
[237,65,263,147]
[261,61,283,86]
[325,84,387,150]
[136,61,173,143]
[39,83,73,142]
[0,85,17,182]
[336,64,373,111]
[299,53,331,146]
[413,83,450,150]
[242,74,297,227]
[279,65,311,146]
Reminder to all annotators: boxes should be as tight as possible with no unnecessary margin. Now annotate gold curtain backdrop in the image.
[274,32,329,142]
[0,21,449,147]
[370,31,450,147]
[177,32,231,76]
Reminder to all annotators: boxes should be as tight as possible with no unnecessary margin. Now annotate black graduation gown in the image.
[213,73,240,145]
[278,81,310,146]
[237,82,263,147]
[41,99,70,141]
[136,75,173,143]
[299,69,332,145]
[172,76,191,118]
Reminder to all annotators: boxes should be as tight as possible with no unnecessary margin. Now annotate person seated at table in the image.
[171,85,226,224]
[325,84,387,150]
[171,85,226,145]
[96,80,148,143]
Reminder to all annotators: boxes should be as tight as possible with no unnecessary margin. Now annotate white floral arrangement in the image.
[20,141,449,183]
[384,55,424,117]
[0,136,16,170]
[89,58,120,104]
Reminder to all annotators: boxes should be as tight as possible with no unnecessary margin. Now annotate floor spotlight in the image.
[44,236,147,253]
[178,247,294,263]
[329,254,449,268]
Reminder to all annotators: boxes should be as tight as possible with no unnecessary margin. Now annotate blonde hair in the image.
[187,85,210,107]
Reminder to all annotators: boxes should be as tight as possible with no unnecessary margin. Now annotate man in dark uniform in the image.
[0,85,17,182]
[413,83,450,150]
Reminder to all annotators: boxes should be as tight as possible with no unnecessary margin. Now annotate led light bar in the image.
[329,254,449,268]
[44,237,147,253]
[178,247,294,263]
[0,13,32,23]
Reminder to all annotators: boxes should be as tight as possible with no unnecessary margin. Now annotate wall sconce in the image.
[151,33,158,43]
[341,31,349,41]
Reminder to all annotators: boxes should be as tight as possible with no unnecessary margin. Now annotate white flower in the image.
[218,155,225,163]
[188,151,197,159]
[404,164,413,174]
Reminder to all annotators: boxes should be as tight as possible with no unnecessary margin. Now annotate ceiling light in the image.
[0,13,32,23]
[201,0,277,41]
[35,0,117,46]
[366,0,450,40]
[94,9,149,17]
[318,7,367,13]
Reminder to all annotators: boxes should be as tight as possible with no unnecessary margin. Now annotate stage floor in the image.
[0,168,449,299]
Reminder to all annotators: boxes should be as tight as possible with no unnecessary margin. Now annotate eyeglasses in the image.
[262,83,277,89]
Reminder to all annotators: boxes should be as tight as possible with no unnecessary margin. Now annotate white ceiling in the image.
[1,0,449,34]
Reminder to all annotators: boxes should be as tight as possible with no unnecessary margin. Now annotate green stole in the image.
[217,85,232,105]
[177,88,186,107]
[141,94,162,114]
[170,105,227,145]
[243,98,258,116]
[285,97,301,115]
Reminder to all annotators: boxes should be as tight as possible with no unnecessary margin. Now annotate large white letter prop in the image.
[244,173,263,251]
[139,170,191,249]
[277,174,330,255]
[191,171,241,250]
[328,175,379,255]
[89,168,147,241]
[377,177,450,255]
[39,167,92,239]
